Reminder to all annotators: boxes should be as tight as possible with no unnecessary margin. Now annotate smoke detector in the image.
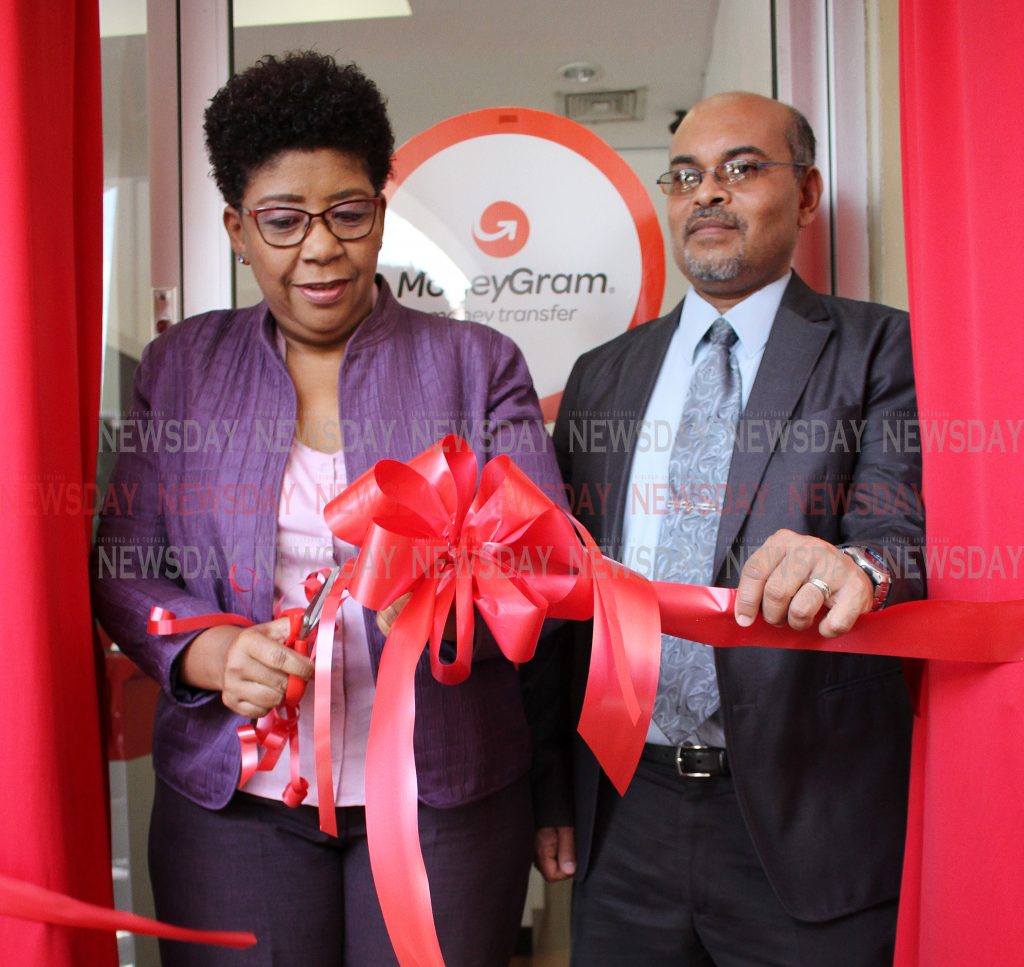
[559,61,600,83]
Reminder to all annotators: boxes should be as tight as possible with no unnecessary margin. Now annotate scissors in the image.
[283,565,341,707]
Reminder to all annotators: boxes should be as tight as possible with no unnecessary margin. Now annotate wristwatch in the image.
[839,545,892,611]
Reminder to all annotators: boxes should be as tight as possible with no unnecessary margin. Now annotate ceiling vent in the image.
[563,88,646,124]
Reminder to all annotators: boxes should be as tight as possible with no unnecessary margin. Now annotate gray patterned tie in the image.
[652,317,741,744]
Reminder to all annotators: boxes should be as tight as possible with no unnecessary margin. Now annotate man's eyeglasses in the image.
[243,197,383,247]
[656,160,807,195]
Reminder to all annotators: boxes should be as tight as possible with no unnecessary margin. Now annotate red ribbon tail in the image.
[365,581,446,967]
[313,582,346,836]
[0,873,256,949]
[577,564,661,795]
[237,724,260,787]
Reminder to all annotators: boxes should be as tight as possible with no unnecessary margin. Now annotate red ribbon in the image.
[310,565,349,836]
[147,436,1024,966]
[146,607,250,637]
[0,872,255,949]
[654,584,1024,662]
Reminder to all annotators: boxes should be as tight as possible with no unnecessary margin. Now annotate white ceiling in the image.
[233,0,724,151]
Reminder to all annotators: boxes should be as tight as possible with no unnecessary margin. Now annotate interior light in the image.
[100,0,413,36]
[234,0,413,28]
[99,0,146,37]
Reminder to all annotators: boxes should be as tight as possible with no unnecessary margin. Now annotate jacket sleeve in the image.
[91,340,222,706]
[482,327,563,495]
[837,311,926,607]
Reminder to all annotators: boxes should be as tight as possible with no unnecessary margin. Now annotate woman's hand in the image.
[180,617,314,718]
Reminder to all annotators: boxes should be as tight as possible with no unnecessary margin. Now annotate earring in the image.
[236,254,248,265]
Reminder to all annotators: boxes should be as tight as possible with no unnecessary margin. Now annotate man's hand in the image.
[376,591,457,640]
[375,592,412,637]
[734,529,873,637]
[534,826,577,882]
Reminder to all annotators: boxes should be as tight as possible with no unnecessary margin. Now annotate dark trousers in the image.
[149,775,533,966]
[570,759,898,967]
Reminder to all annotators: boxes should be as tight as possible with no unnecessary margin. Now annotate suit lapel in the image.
[713,275,834,576]
[602,304,681,549]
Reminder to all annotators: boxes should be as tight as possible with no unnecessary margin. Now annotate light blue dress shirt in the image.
[622,271,791,746]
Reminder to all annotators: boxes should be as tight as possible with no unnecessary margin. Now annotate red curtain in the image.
[896,2,1024,963]
[0,2,116,965]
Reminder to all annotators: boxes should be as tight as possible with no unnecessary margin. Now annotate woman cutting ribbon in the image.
[92,51,564,966]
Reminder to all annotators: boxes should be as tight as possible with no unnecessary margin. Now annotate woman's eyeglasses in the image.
[243,197,383,247]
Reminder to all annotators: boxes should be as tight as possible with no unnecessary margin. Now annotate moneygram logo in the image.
[472,200,530,257]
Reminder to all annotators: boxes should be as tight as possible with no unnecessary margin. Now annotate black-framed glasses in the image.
[656,160,807,195]
[243,196,383,247]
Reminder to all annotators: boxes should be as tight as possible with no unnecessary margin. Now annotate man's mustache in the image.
[685,207,744,235]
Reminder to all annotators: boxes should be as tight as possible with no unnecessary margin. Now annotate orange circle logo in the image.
[472,200,530,257]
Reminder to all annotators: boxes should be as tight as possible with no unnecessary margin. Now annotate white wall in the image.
[866,0,908,309]
[702,0,774,98]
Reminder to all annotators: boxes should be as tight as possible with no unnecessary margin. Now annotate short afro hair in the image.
[203,51,395,208]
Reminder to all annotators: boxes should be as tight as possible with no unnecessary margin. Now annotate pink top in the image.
[242,436,376,807]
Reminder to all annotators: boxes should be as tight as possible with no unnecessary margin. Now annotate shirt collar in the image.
[678,270,791,363]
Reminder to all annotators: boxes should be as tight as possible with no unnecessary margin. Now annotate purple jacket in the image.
[93,278,564,810]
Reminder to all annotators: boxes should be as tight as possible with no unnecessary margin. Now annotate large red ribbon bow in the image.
[323,435,661,967]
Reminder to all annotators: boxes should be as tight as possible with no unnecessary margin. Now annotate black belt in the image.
[641,743,730,778]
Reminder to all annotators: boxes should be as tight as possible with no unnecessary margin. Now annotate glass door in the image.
[99,4,856,965]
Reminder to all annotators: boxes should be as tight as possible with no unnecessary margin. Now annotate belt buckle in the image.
[675,742,711,779]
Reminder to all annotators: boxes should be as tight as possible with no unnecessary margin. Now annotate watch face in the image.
[860,546,890,574]
[840,546,891,610]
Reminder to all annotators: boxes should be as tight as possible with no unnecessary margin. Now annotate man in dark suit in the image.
[532,92,924,965]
